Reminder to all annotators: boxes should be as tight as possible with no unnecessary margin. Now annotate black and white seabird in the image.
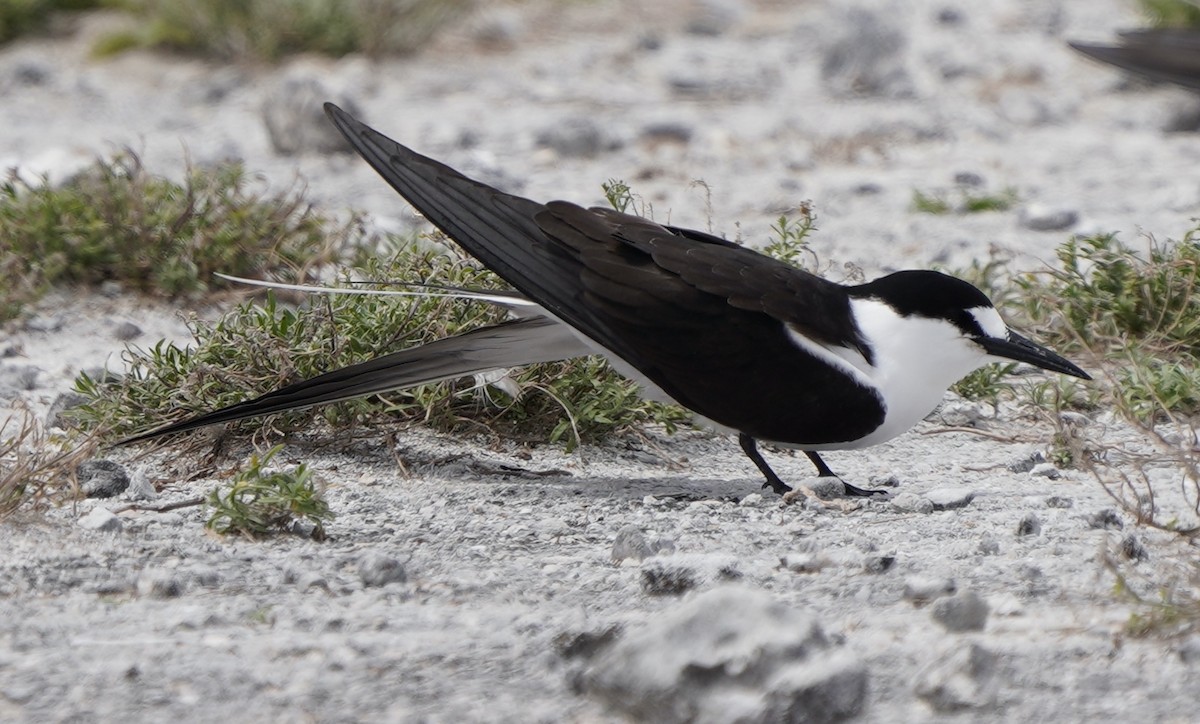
[122,103,1091,496]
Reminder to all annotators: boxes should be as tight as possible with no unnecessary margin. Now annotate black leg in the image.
[739,434,791,495]
[805,451,887,497]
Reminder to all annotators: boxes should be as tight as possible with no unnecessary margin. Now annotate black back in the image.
[325,105,887,445]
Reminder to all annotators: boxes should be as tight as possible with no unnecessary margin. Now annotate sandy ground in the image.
[2,0,1200,721]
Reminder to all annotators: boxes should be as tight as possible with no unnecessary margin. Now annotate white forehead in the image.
[968,306,1007,338]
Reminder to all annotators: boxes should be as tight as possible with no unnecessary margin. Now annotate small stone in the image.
[640,562,698,596]
[738,493,763,507]
[358,553,407,587]
[977,536,1000,556]
[612,525,653,563]
[1029,463,1061,480]
[864,554,896,573]
[113,321,143,341]
[640,121,693,145]
[684,0,745,37]
[1089,509,1124,530]
[926,487,976,511]
[582,586,867,723]
[820,7,913,98]
[1019,204,1078,232]
[937,400,982,427]
[649,535,676,556]
[554,624,623,660]
[262,76,361,155]
[779,552,824,574]
[1044,496,1073,509]
[892,492,935,514]
[931,590,990,632]
[1176,636,1200,664]
[23,314,63,333]
[915,643,997,711]
[125,467,157,501]
[137,569,183,599]
[1007,451,1046,473]
[99,280,124,297]
[953,171,984,187]
[805,476,849,500]
[1120,534,1149,562]
[77,459,131,499]
[0,365,39,398]
[78,507,122,532]
[903,576,956,605]
[46,391,89,429]
[536,117,621,158]
[1016,513,1042,537]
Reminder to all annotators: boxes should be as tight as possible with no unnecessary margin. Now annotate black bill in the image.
[980,330,1091,380]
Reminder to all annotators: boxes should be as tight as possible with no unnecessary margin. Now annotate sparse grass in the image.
[75,233,689,450]
[1139,0,1200,28]
[206,445,331,539]
[0,410,97,519]
[0,0,100,45]
[912,186,1018,215]
[95,0,472,61]
[0,152,344,322]
[764,204,819,270]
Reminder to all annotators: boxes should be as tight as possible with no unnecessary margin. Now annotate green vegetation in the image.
[912,186,1018,215]
[0,152,342,322]
[206,445,331,539]
[74,233,688,450]
[1139,0,1200,28]
[764,204,819,270]
[95,0,472,61]
[0,0,100,45]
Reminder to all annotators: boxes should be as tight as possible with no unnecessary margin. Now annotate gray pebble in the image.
[612,525,653,563]
[554,624,623,660]
[1120,535,1148,562]
[1029,463,1061,480]
[583,586,867,723]
[1020,204,1078,232]
[1176,636,1200,664]
[262,76,361,155]
[915,643,998,711]
[937,400,983,427]
[536,117,621,158]
[684,0,745,37]
[0,365,39,399]
[78,507,122,533]
[640,562,698,596]
[125,467,158,501]
[903,576,956,605]
[1089,509,1124,530]
[137,569,183,599]
[926,487,976,511]
[1008,451,1046,473]
[1044,496,1073,509]
[892,492,935,514]
[864,553,896,574]
[46,391,89,429]
[358,553,407,587]
[112,321,143,341]
[77,459,131,499]
[820,7,913,98]
[977,535,1000,556]
[1017,513,1041,537]
[640,121,693,145]
[779,552,823,574]
[805,476,849,500]
[932,590,990,632]
[99,280,124,297]
[23,314,63,333]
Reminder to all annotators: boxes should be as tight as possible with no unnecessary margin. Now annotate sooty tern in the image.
[122,103,1091,496]
[1071,30,1200,92]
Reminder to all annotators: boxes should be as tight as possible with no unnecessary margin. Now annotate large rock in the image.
[583,586,867,723]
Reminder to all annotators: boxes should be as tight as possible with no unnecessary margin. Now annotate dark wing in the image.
[1071,30,1200,91]
[325,104,883,444]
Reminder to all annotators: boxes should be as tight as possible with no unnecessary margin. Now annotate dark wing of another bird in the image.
[1071,30,1200,91]
[324,104,884,443]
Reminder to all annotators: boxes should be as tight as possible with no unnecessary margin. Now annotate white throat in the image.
[787,299,994,450]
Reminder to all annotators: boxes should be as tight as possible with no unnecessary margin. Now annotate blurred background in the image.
[1,0,1198,277]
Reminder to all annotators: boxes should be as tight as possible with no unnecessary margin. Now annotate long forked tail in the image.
[118,316,589,444]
